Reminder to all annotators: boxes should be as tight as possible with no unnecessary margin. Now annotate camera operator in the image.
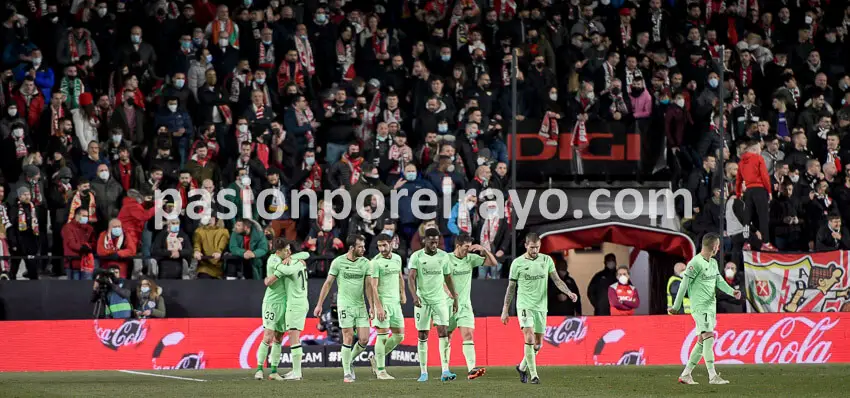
[91,266,132,319]
[316,292,341,344]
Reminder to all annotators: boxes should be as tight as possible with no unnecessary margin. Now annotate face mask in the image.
[404,171,417,181]
[141,286,150,293]
[200,216,211,225]
[438,124,448,133]
[170,225,180,233]
[174,79,185,89]
[131,35,141,44]
[549,93,558,101]
[441,54,451,62]
[256,78,265,85]
[377,135,388,142]
[167,104,178,112]
[618,275,629,285]
[477,157,486,166]
[97,8,107,17]
[181,41,192,50]
[244,0,253,6]
[219,38,229,48]
[8,108,17,117]
[660,98,670,105]
[112,134,122,143]
[98,171,109,180]
[466,202,475,210]
[206,54,213,62]
[355,86,365,95]
[586,92,595,100]
[112,227,123,236]
[805,16,813,24]
[316,14,327,23]
[80,216,89,224]
[708,78,719,88]
[12,128,23,138]
[241,176,252,186]
[238,124,248,133]
[381,229,394,237]
[33,57,43,66]
[305,156,315,166]
[790,174,800,183]
[675,98,685,108]
[725,268,735,279]
[447,164,456,172]
[193,37,203,45]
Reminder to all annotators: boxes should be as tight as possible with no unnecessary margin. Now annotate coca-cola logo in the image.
[617,349,646,365]
[544,317,587,347]
[680,316,839,364]
[154,353,206,370]
[94,319,148,350]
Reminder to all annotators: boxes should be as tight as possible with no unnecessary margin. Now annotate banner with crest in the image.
[744,251,850,313]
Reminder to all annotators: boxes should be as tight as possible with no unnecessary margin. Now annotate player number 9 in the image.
[415,312,420,321]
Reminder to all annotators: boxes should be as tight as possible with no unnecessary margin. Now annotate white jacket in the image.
[71,108,98,149]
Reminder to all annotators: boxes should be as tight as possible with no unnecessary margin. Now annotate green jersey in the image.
[409,248,451,305]
[675,254,735,313]
[447,252,485,305]
[279,259,308,303]
[329,254,371,308]
[509,253,555,312]
[370,253,403,305]
[263,254,288,304]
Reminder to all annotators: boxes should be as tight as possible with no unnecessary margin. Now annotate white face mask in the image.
[675,98,685,108]
[725,268,735,279]
[112,134,122,143]
[241,176,251,186]
[200,216,211,226]
[219,38,229,48]
[167,104,178,112]
[790,174,800,183]
[238,124,248,133]
[549,93,558,101]
[13,128,24,138]
[7,108,17,117]
[32,58,42,66]
[355,86,365,95]
[477,157,486,166]
[618,275,629,285]
[97,8,107,17]
[98,171,109,180]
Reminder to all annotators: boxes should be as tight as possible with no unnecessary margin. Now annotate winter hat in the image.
[17,185,30,198]
[23,165,40,179]
[78,92,93,107]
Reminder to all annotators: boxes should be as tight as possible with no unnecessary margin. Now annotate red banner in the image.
[1,313,849,371]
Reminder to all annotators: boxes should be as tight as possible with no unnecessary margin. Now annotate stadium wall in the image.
[1,313,847,371]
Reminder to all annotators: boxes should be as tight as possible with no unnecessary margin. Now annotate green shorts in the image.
[692,312,717,334]
[414,301,450,330]
[339,306,370,329]
[373,303,405,329]
[262,301,287,332]
[448,303,475,331]
[285,302,309,331]
[518,308,546,334]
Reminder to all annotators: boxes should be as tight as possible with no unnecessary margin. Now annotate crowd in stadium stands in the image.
[0,0,848,295]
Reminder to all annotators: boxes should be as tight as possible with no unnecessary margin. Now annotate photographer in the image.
[133,277,166,319]
[316,292,341,344]
[91,266,132,319]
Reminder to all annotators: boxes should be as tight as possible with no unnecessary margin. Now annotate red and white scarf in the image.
[17,201,39,236]
[388,144,412,174]
[67,190,96,223]
[650,9,664,42]
[102,232,124,251]
[14,136,28,158]
[278,61,305,89]
[359,92,382,141]
[383,107,401,124]
[540,111,560,146]
[501,61,511,87]
[739,63,753,88]
[51,106,65,137]
[29,179,42,207]
[707,41,721,59]
[492,0,516,20]
[620,22,632,46]
[68,30,93,62]
[372,35,388,65]
[258,42,275,69]
[211,19,238,48]
[295,36,315,76]
[295,107,316,148]
[456,200,474,234]
[301,162,322,191]
[610,93,629,115]
[827,149,842,171]
[336,40,356,81]
[178,180,198,210]
[342,154,363,185]
[572,96,593,152]
[480,214,500,252]
[603,62,615,91]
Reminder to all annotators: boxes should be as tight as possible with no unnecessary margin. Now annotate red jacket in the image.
[96,230,138,278]
[61,221,95,270]
[736,151,772,197]
[608,282,640,316]
[11,90,46,128]
[117,197,157,240]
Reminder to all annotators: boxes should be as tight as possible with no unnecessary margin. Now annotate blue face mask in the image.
[441,54,451,62]
[193,37,202,45]
[140,286,150,293]
[170,225,180,233]
[438,124,448,133]
[205,54,213,63]
[660,98,670,105]
[316,14,327,23]
[255,78,265,85]
[111,227,123,236]
[181,41,191,49]
[131,34,141,44]
[381,229,394,237]
[708,78,719,88]
[404,171,417,181]
[263,40,272,45]
[243,0,253,6]
[174,79,185,89]
[80,216,89,224]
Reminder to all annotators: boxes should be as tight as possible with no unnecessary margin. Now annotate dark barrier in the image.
[509,118,645,182]
[0,279,509,320]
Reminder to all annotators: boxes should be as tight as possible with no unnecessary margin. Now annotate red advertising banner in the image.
[1,313,848,372]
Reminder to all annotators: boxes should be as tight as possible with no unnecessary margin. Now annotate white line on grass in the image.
[118,370,207,382]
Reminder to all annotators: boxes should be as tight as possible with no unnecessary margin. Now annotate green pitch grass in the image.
[1,365,848,397]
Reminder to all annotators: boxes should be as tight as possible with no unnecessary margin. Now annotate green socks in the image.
[351,341,367,363]
[256,342,269,371]
[385,333,404,355]
[418,339,428,374]
[291,345,303,376]
[341,345,353,375]
[269,342,281,373]
[703,337,716,378]
[439,337,451,372]
[524,343,538,378]
[519,344,540,371]
[375,333,388,371]
[684,340,704,376]
[462,340,476,371]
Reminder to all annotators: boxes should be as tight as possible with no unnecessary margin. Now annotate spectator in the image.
[153,216,192,279]
[666,262,691,315]
[762,135,785,175]
[816,214,850,251]
[61,206,96,280]
[154,96,194,166]
[8,186,42,280]
[226,218,268,280]
[608,265,640,316]
[737,140,776,251]
[475,197,508,279]
[327,142,365,190]
[96,218,137,279]
[587,253,617,316]
[193,212,230,279]
[58,22,100,67]
[79,141,110,181]
[349,164,391,204]
[717,262,745,314]
[548,254,581,316]
[133,277,166,319]
[10,77,45,130]
[91,164,124,227]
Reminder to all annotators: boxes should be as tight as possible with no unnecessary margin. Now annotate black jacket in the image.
[587,267,616,316]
